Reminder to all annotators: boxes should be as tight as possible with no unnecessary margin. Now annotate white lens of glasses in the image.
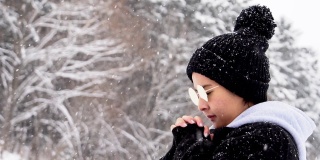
[188,88,199,106]
[197,85,208,102]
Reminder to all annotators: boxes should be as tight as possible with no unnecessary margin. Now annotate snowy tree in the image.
[268,18,320,159]
[1,0,319,159]
[0,0,132,159]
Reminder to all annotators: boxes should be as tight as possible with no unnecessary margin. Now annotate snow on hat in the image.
[186,5,277,104]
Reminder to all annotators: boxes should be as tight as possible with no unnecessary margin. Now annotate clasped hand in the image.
[171,115,214,140]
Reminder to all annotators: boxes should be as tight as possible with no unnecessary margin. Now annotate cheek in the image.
[208,95,234,116]
[208,97,226,113]
[210,95,228,108]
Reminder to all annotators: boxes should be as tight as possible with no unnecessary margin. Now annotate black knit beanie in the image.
[186,5,277,104]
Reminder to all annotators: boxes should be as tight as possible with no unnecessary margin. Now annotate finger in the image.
[182,115,195,124]
[194,116,204,127]
[203,125,209,137]
[170,125,176,131]
[210,133,214,140]
[175,118,187,127]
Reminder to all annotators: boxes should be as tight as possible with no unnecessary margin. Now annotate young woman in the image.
[160,5,315,160]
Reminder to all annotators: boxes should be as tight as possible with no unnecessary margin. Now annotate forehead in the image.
[191,73,218,87]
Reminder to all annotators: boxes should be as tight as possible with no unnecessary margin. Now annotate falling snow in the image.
[0,0,319,160]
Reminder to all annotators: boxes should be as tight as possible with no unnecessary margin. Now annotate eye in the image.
[206,91,213,95]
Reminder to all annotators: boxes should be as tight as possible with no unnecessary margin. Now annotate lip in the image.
[207,115,217,121]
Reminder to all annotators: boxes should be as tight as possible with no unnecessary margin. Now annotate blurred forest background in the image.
[0,0,319,159]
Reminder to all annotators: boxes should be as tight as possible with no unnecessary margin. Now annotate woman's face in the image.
[192,73,249,128]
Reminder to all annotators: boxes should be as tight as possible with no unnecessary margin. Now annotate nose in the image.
[198,98,209,111]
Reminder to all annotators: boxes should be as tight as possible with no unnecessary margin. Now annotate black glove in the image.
[172,124,215,160]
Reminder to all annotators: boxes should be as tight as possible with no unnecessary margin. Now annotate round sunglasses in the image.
[188,85,219,106]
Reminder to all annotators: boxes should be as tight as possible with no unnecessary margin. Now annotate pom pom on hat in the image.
[234,5,277,40]
[186,5,276,104]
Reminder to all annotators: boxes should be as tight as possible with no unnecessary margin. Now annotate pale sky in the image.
[249,0,320,54]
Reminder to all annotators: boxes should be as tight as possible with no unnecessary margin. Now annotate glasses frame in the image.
[188,85,219,106]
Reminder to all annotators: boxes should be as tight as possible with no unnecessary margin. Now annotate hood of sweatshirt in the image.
[224,101,316,160]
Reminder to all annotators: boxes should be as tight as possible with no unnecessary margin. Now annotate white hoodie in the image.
[223,101,316,160]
